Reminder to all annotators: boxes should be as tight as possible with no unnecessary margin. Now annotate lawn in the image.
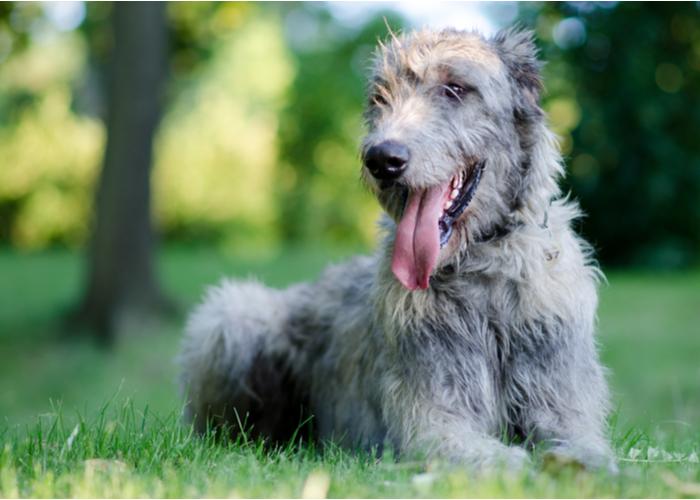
[1,246,699,497]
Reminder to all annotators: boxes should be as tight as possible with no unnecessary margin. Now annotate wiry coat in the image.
[179,28,616,472]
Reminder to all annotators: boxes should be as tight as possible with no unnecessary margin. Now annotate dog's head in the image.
[361,28,561,290]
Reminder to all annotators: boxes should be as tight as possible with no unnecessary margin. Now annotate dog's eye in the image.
[444,84,466,100]
[373,94,388,106]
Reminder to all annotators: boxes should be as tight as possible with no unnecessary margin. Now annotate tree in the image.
[75,2,171,341]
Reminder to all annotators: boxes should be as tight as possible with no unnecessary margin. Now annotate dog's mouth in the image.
[437,161,483,248]
[391,161,483,291]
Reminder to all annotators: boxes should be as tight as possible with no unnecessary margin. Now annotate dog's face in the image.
[360,28,546,290]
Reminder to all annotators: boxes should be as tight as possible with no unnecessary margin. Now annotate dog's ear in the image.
[492,28,544,117]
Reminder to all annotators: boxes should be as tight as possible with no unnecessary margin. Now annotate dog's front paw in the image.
[502,445,531,471]
[467,444,530,475]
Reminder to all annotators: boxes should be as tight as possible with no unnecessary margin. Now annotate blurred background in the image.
[0,2,698,441]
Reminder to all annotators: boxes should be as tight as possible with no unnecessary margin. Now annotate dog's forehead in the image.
[414,32,502,72]
[375,30,503,83]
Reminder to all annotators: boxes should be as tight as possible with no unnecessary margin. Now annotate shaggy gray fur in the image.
[179,27,616,473]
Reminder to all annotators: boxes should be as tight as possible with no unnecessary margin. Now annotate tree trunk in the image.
[75,2,171,342]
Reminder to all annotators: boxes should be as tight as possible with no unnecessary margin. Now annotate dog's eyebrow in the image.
[436,60,480,81]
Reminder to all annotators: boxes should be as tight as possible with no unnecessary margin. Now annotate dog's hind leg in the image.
[178,279,309,442]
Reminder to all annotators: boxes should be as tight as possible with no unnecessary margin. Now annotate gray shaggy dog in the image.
[179,28,617,473]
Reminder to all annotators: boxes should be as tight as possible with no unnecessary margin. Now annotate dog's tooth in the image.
[452,176,459,188]
[451,188,459,199]
[444,200,453,210]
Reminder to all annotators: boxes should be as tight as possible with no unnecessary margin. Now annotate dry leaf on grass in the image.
[301,470,331,499]
[661,471,700,496]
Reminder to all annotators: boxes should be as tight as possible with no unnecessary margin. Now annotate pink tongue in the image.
[391,181,452,290]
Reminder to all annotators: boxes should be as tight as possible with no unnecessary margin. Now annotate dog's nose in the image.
[364,141,409,181]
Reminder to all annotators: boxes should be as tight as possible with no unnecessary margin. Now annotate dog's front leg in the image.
[380,361,530,473]
[506,330,617,473]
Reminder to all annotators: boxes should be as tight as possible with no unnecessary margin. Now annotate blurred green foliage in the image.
[0,2,400,254]
[275,7,404,246]
[0,30,99,247]
[0,2,699,267]
[153,5,296,253]
[521,2,700,268]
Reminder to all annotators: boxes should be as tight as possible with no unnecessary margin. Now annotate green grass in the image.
[0,245,362,425]
[599,272,700,428]
[1,246,700,497]
[0,397,699,498]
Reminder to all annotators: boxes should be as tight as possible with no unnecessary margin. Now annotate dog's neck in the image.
[473,220,524,244]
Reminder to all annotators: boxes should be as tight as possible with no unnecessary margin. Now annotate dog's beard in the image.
[391,161,483,290]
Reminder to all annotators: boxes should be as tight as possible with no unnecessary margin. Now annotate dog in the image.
[178,27,616,473]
